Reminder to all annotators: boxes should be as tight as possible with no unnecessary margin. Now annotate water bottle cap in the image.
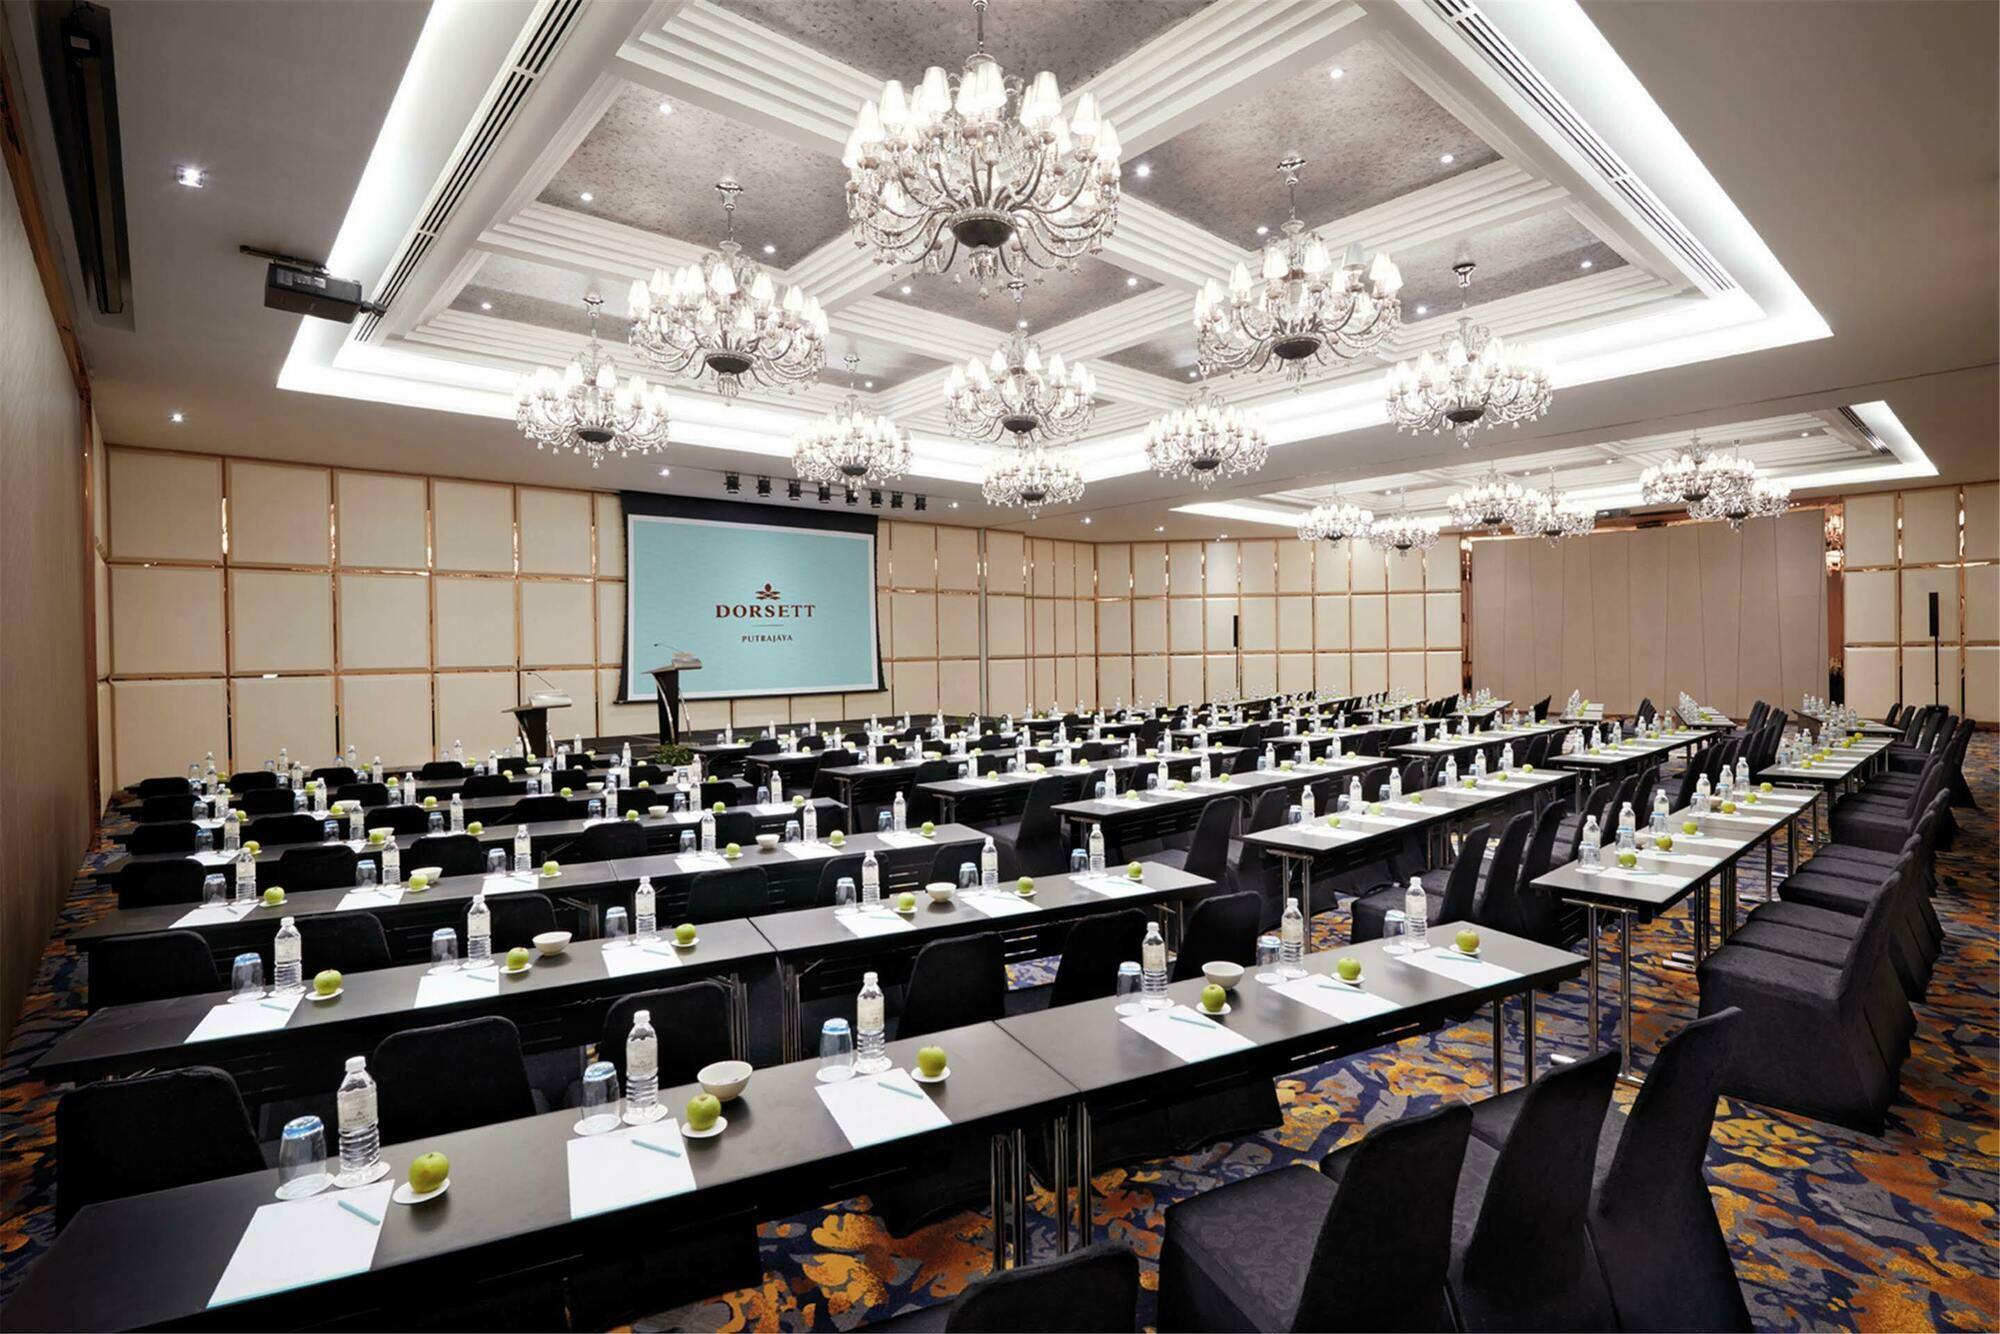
[633,1009,649,1025]
[863,971,878,985]
[345,1056,367,1073]
[282,915,295,927]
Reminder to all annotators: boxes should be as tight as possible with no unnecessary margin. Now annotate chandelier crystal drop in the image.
[946,280,1096,442]
[1369,491,1442,553]
[1445,465,1530,532]
[1514,468,1596,544]
[982,440,1084,515]
[1296,500,1374,545]
[1143,376,1268,487]
[791,354,912,486]
[1194,156,1402,386]
[842,0,1122,295]
[628,180,828,399]
[1386,262,1553,445]
[513,294,672,467]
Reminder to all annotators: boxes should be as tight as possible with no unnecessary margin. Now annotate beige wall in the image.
[1466,509,1829,718]
[1840,483,1999,721]
[2,164,94,1046]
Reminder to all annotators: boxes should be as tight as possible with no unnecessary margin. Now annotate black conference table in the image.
[1051,755,1380,860]
[1755,734,1894,842]
[915,749,1247,825]
[1,1023,1075,1331]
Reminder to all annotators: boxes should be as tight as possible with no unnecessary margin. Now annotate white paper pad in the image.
[170,902,258,929]
[677,853,728,870]
[963,893,1041,917]
[481,872,541,895]
[1071,873,1154,898]
[1394,947,1521,989]
[414,965,501,1008]
[207,1181,392,1308]
[1120,1004,1256,1063]
[192,850,239,867]
[1271,974,1401,1022]
[756,803,794,815]
[184,991,303,1044]
[783,842,840,860]
[600,942,683,978]
[875,831,931,849]
[334,886,406,912]
[566,1121,696,1219]
[836,911,915,938]
[1383,801,1440,817]
[815,1068,951,1148]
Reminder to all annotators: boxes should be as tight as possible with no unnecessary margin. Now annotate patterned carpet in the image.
[2,741,1994,1331]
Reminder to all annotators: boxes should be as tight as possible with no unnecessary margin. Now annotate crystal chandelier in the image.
[945,281,1095,442]
[1639,432,1749,514]
[1445,465,1529,532]
[1386,262,1553,445]
[628,180,828,399]
[1296,500,1374,545]
[791,355,912,486]
[1194,156,1402,386]
[983,440,1084,515]
[1369,491,1442,553]
[1745,476,1793,523]
[1514,468,1596,544]
[842,0,1122,295]
[1144,374,1268,487]
[513,295,671,467]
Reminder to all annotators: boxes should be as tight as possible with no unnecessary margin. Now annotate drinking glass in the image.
[486,849,507,875]
[958,863,977,894]
[588,798,603,820]
[229,952,266,1002]
[1288,804,1304,825]
[877,811,892,833]
[1146,772,1159,790]
[276,1115,332,1199]
[756,786,770,806]
[1254,934,1284,985]
[1070,848,1088,875]
[356,862,378,890]
[428,928,459,973]
[577,1061,621,1135]
[817,1018,855,1082]
[673,791,689,812]
[833,876,857,915]
[202,873,227,907]
[1095,781,1109,800]
[428,811,445,834]
[1114,962,1145,1016]
[1382,910,1408,955]
[322,819,339,843]
[603,906,630,945]
[784,819,801,844]
[679,830,697,855]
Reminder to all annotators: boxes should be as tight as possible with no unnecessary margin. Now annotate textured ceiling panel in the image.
[876,254,1157,334]
[1391,208,1626,321]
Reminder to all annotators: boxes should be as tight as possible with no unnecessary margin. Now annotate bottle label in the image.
[628,1040,657,1081]
[857,994,885,1032]
[275,938,300,965]
[1281,918,1303,946]
[337,1085,377,1130]
[1143,938,1167,972]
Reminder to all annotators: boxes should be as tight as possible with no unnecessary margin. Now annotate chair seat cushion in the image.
[1779,875,1882,916]
[1162,1165,1334,1330]
[1726,919,1852,970]
[1697,940,1844,1004]
[1811,845,1902,869]
[1745,900,1862,940]
[1349,875,1447,943]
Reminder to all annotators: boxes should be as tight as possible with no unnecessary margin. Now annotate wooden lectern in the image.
[649,653,702,743]
[507,692,571,756]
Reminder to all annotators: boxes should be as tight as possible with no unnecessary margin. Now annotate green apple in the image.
[1217,774,1232,784]
[674,922,697,945]
[1522,764,1535,774]
[368,830,388,845]
[313,969,342,996]
[1280,760,1294,771]
[1759,781,1773,793]
[1367,802,1383,816]
[423,796,438,809]
[793,794,806,806]
[916,1045,948,1078]
[407,1151,449,1194]
[262,886,285,906]
[386,777,400,788]
[1456,928,1481,953]
[1745,791,1760,804]
[624,809,639,821]
[466,821,483,836]
[829,830,846,846]
[1616,850,1638,869]
[1326,816,1340,828]
[638,781,651,790]
[686,1093,722,1132]
[1127,861,1144,880]
[1172,780,1187,790]
[1336,956,1362,982]
[1719,800,1737,814]
[1017,876,1035,895]
[1655,834,1674,851]
[408,872,430,892]
[896,891,916,912]
[1682,820,1699,835]
[1200,983,1227,1013]
[505,946,531,970]
[560,787,573,798]
[244,840,261,854]
[721,842,741,859]
[541,859,560,876]
[713,801,727,813]
[921,820,936,835]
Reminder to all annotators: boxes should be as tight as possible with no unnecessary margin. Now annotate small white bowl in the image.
[533,930,571,957]
[925,880,956,903]
[648,804,670,819]
[1202,961,1246,990]
[697,1059,753,1102]
[587,781,605,791]
[756,832,780,851]
[413,866,444,884]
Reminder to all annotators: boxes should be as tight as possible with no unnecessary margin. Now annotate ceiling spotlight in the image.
[950,501,960,509]
[1580,258,1594,270]
[845,487,858,506]
[1187,369,1198,379]
[580,191,594,203]
[914,494,927,512]
[661,467,672,476]
[900,284,913,294]
[480,301,492,311]
[869,489,883,508]
[724,472,741,494]
[658,102,674,115]
[1415,305,1427,316]
[1800,430,1811,437]
[756,475,772,497]
[890,491,904,509]
[864,379,875,389]
[1218,532,1228,539]
[1155,525,1165,533]
[1016,318,1028,329]
[1134,162,1151,178]
[1081,515,1092,524]
[1328,67,1345,80]
[787,479,802,500]
[817,482,832,503]
[1255,225,1268,236]
[762,244,776,255]
[1125,276,1139,287]
[174,165,205,188]
[168,411,185,424]
[1438,153,1454,165]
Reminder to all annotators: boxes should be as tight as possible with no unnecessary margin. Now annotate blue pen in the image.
[633,1138,682,1158]
[337,1199,381,1226]
[1168,1011,1213,1028]
[879,1078,926,1099]
[260,1001,291,1013]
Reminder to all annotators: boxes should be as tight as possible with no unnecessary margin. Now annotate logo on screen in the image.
[716,583,817,621]
[754,583,781,600]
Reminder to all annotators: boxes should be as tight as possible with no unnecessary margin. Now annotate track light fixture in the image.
[756,475,772,497]
[787,479,802,500]
[817,483,832,504]
[914,494,927,512]
[724,472,741,494]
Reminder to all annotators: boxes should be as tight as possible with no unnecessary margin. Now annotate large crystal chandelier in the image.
[1514,468,1596,544]
[628,181,827,399]
[1369,491,1442,553]
[1386,262,1553,445]
[1297,500,1374,545]
[513,295,671,467]
[1194,156,1402,386]
[842,0,1122,295]
[945,281,1095,442]
[791,355,912,486]
[1640,433,1744,513]
[983,440,1084,515]
[1445,465,1529,531]
[1144,374,1268,487]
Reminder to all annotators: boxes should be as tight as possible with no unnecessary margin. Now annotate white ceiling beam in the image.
[477,201,708,286]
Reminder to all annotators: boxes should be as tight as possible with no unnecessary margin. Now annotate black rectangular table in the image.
[1052,757,1379,860]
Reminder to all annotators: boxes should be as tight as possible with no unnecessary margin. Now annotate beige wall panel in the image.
[517,488,593,575]
[987,658,1026,715]
[988,594,1026,656]
[232,675,335,771]
[1276,595,1310,651]
[1627,528,1673,711]
[1313,543,1348,592]
[1055,602,1077,654]
[1843,493,1898,568]
[112,678,229,788]
[1032,597,1057,654]
[1426,650,1461,699]
[597,670,655,736]
[109,449,222,561]
[111,566,225,675]
[1736,519,1787,713]
[1586,533,1631,710]
[1351,652,1388,696]
[95,556,111,677]
[1054,657,1075,706]
[432,481,515,573]
[1204,654,1235,699]
[336,472,428,569]
[1134,655,1167,704]
[338,574,430,670]
[1053,542,1075,597]
[1168,655,1203,705]
[843,690,893,720]
[938,594,980,658]
[1240,598,1276,652]
[1387,549,1424,592]
[1278,653,1312,693]
[685,700,730,731]
[1558,541,1596,703]
[1169,543,1203,595]
[1242,653,1276,698]
[1277,539,1312,593]
[1351,594,1388,651]
[594,494,624,575]
[229,571,333,673]
[1900,566,1959,642]
[1899,647,1959,709]
[339,674,433,767]
[1315,653,1350,696]
[1133,600,1167,654]
[1204,597,1238,651]
[1313,594,1349,650]
[1388,650,1426,697]
[890,592,938,659]
[732,696,786,731]
[1468,542,1507,694]
[1386,593,1425,651]
[1426,547,1459,590]
[893,660,939,713]
[1239,540,1276,595]
[1031,540,1056,596]
[1845,570,1897,642]
[521,580,595,666]
[97,681,114,799]
[1076,542,1097,597]
[1075,604,1096,655]
[888,522,937,588]
[939,659,982,714]
[935,526,980,590]
[595,581,626,665]
[435,577,517,668]
[1774,510,1828,710]
[1031,657,1056,708]
[1527,541,1568,702]
[1132,543,1166,597]
[1963,484,1999,562]
[877,590,893,657]
[435,672,520,756]
[1899,488,1961,565]
[1100,600,1133,654]
[1350,547,1386,593]
[1098,656,1133,707]
[1964,646,1998,723]
[524,670,598,740]
[1965,565,1998,642]
[1096,543,1131,596]
[1424,592,1461,650]
[1500,541,1539,703]
[1203,541,1237,593]
[987,531,1026,593]
[228,461,330,566]
[1662,525,1708,704]
[1168,600,1204,654]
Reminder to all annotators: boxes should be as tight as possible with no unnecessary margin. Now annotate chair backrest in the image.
[139,793,199,822]
[746,737,781,756]
[369,804,432,836]
[1629,766,1659,818]
[597,980,734,1086]
[905,759,960,826]
[1512,800,1574,941]
[264,844,358,892]
[898,932,1006,1038]
[1435,823,1493,924]
[128,821,199,855]
[418,761,468,780]
[1049,910,1150,1008]
[507,795,580,826]
[407,834,486,877]
[945,1243,1138,1332]
[574,820,648,862]
[1471,811,1537,929]
[814,854,865,905]
[1012,776,1069,872]
[687,866,770,923]
[239,788,297,816]
[55,1068,265,1229]
[1182,799,1241,884]
[1293,1102,1474,1330]
[550,767,591,791]
[298,911,393,975]
[134,776,194,797]
[1172,889,1262,980]
[310,766,358,787]
[1246,787,1290,835]
[468,892,557,949]
[1531,695,1551,720]
[246,813,323,847]
[373,1015,536,1141]
[1634,697,1656,723]
[114,859,208,911]
[89,930,219,1007]
[228,770,280,792]
[1884,701,1903,727]
[460,773,524,799]
[334,782,389,808]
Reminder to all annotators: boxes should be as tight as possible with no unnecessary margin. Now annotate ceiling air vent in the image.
[1428,0,1736,295]
[1837,407,1890,454]
[356,0,587,341]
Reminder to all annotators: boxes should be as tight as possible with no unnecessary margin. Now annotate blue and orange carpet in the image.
[3,742,1994,1330]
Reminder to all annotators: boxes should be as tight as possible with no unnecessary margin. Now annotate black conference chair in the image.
[88,930,219,1008]
[245,813,323,847]
[813,854,866,907]
[461,774,524,799]
[1046,910,1151,1009]
[593,981,735,1089]
[419,761,469,781]
[573,820,647,862]
[128,821,200,855]
[1349,821,1493,944]
[139,793,199,823]
[1171,890,1261,981]
[711,810,757,848]
[507,795,580,825]
[904,759,960,828]
[988,776,1068,877]
[468,892,558,951]
[1158,1102,1473,1332]
[55,1068,265,1230]
[1149,798,1239,886]
[923,1244,1139,1332]
[334,781,390,809]
[687,867,769,923]
[367,804,432,837]
[260,844,358,892]
[239,788,297,817]
[133,776,194,798]
[228,770,280,792]
[927,840,1017,886]
[896,933,1006,1038]
[406,834,486,877]
[298,912,393,976]
[309,766,358,788]
[114,859,209,911]
[372,1016,538,1141]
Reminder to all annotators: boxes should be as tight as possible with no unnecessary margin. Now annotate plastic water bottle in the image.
[803,802,819,843]
[1617,801,1637,847]
[234,849,257,904]
[891,791,907,833]
[634,876,657,940]
[769,770,784,806]
[1347,776,1364,811]
[336,1056,380,1185]
[345,743,358,770]
[1141,920,1170,1006]
[1735,756,1751,789]
[700,810,717,853]
[1651,789,1670,834]
[624,1009,659,1121]
[1579,816,1603,872]
[1388,767,1403,802]
[273,917,303,993]
[855,849,881,908]
[348,807,365,844]
[1403,877,1430,952]
[1472,749,1487,781]
[1501,743,1515,772]
[513,824,531,872]
[467,893,492,963]
[222,809,241,851]
[1087,823,1106,875]
[1262,743,1276,771]
[381,840,400,887]
[1279,897,1306,974]
[402,773,417,805]
[1442,755,1458,789]
[980,836,999,889]
[855,971,889,1073]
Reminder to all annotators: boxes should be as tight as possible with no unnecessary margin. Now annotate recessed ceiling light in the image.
[1081,516,1092,524]
[168,411,185,424]
[1134,162,1151,178]
[1218,532,1228,540]
[580,191,594,203]
[1255,224,1268,236]
[657,102,674,115]
[1415,305,1428,316]
[899,283,912,295]
[950,501,960,509]
[1125,276,1139,287]
[1155,525,1166,533]
[1800,430,1811,437]
[762,244,776,255]
[174,165,205,189]
[1579,258,1594,270]
[865,379,875,388]
[1017,318,1029,329]
[1438,153,1454,165]
[1328,67,1345,80]
[480,301,492,311]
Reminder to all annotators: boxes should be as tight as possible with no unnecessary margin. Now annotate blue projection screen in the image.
[625,511,880,701]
